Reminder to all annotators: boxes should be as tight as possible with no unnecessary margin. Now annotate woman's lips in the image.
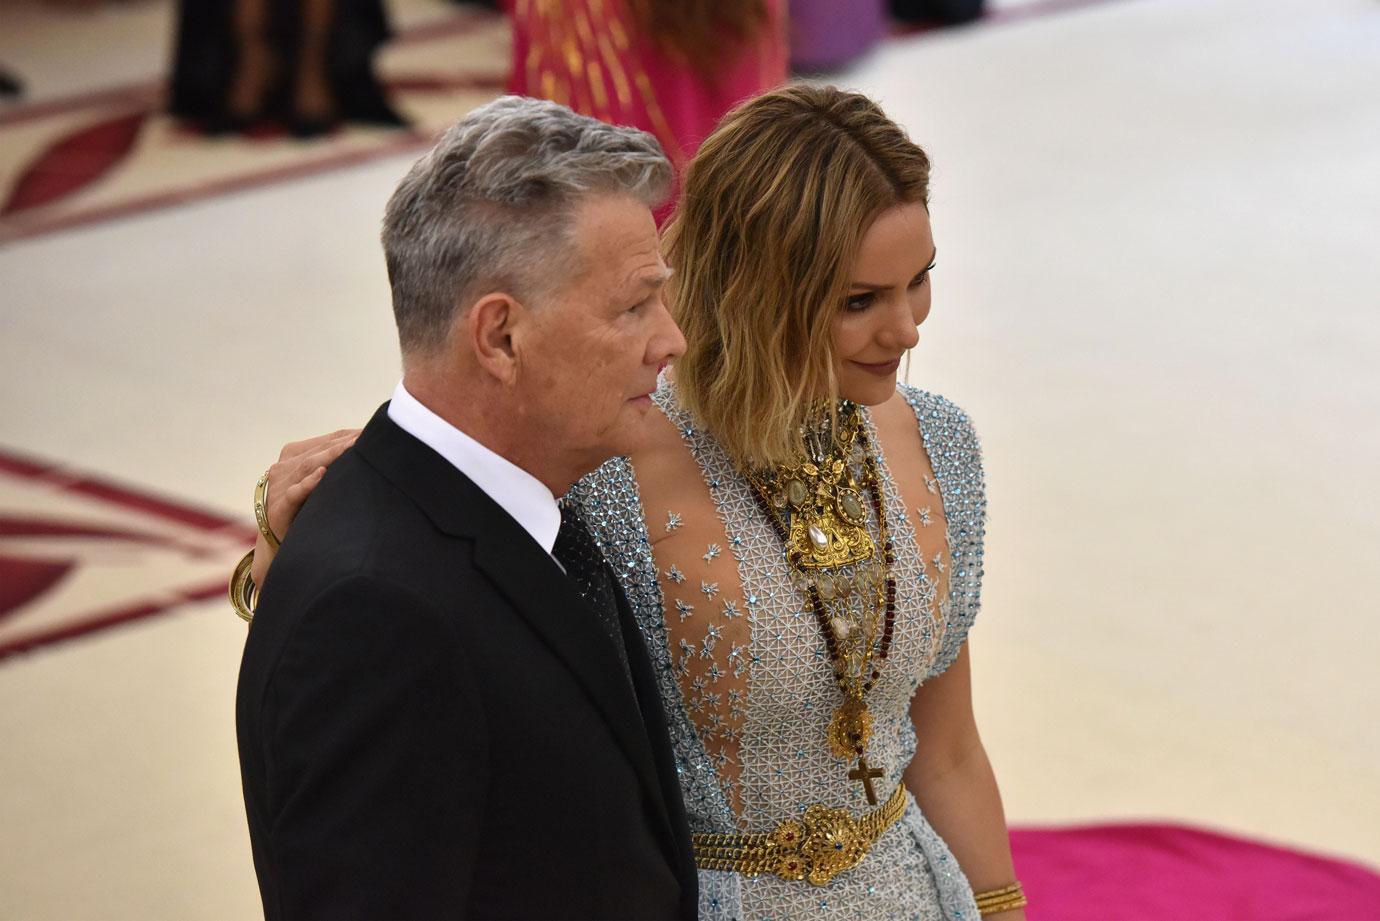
[852,358,901,376]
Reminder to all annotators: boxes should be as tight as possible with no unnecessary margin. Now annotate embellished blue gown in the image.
[568,380,987,920]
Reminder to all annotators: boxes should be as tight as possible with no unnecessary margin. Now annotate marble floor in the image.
[1,0,1378,917]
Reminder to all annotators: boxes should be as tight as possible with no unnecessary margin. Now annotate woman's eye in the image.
[909,271,930,289]
[845,293,875,312]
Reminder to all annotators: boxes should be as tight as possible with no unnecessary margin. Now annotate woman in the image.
[244,85,1024,919]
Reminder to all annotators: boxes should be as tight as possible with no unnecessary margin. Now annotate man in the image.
[235,96,695,919]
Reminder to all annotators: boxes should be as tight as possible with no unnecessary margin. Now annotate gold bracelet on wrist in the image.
[974,881,1027,915]
[253,471,281,550]
[229,549,257,624]
[978,897,1028,915]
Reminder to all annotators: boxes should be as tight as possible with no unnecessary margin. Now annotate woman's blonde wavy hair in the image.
[663,84,932,470]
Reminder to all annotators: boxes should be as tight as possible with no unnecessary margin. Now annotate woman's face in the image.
[830,202,936,406]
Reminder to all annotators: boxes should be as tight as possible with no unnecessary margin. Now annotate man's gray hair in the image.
[381,96,672,354]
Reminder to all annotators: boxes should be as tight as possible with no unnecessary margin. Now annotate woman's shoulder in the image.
[870,382,982,466]
[894,382,978,439]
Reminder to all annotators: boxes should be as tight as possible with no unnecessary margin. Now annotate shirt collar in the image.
[386,381,561,557]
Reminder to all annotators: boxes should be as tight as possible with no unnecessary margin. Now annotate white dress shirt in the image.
[386,381,561,559]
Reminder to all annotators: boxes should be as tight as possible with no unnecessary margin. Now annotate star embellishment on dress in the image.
[703,543,722,562]
[925,476,939,495]
[917,505,933,526]
[675,598,695,621]
[665,565,686,584]
[665,511,683,532]
[728,644,748,677]
[701,580,719,599]
[677,638,696,673]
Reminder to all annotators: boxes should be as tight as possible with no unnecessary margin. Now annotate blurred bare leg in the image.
[293,0,338,129]
[225,0,274,121]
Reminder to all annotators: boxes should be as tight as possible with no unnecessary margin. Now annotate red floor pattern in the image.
[0,448,255,660]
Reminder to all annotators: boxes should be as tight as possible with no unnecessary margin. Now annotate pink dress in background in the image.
[507,0,787,217]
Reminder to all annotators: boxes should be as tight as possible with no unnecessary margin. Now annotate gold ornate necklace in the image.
[745,404,899,805]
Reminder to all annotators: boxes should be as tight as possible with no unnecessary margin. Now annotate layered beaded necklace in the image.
[745,403,897,805]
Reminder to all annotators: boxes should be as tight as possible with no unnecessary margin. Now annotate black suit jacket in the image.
[237,406,697,920]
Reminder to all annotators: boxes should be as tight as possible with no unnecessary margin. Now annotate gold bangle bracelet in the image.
[975,881,1027,915]
[977,893,1027,906]
[253,471,281,550]
[229,550,257,624]
[978,897,1028,915]
[975,883,1023,899]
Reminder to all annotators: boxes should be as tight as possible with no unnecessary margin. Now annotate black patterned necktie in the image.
[553,504,636,693]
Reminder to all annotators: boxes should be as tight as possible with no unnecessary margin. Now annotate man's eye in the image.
[844,293,875,312]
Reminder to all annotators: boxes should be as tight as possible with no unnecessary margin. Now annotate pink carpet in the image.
[1012,823,1380,920]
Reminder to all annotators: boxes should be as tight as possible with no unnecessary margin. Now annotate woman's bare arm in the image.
[904,643,1026,920]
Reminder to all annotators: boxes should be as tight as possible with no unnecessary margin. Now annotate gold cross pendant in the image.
[848,755,884,806]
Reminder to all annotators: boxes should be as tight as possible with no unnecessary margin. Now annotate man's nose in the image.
[649,300,687,364]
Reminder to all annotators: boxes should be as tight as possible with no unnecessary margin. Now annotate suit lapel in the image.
[468,532,669,824]
[352,406,677,861]
[613,575,698,895]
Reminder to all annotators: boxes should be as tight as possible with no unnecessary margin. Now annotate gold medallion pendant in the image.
[747,403,900,810]
[827,694,874,759]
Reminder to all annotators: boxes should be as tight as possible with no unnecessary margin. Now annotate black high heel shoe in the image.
[287,112,339,138]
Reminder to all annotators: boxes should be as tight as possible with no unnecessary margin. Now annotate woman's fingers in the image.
[251,428,358,591]
[276,428,360,463]
[280,465,327,516]
[265,432,357,538]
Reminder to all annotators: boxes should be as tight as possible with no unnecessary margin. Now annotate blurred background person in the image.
[790,0,985,74]
[169,0,407,137]
[509,0,787,219]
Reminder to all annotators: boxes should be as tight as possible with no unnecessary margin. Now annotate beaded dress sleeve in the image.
[896,384,988,677]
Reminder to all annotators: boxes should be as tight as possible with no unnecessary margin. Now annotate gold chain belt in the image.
[692,784,908,887]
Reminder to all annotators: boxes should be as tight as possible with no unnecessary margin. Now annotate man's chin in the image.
[604,408,656,457]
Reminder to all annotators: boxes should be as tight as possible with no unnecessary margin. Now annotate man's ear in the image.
[466,292,526,384]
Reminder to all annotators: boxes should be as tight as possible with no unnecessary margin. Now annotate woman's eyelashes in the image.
[844,292,876,312]
[843,269,932,313]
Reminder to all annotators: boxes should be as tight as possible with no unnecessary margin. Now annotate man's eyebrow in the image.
[849,247,938,290]
[637,267,674,289]
[625,266,673,299]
